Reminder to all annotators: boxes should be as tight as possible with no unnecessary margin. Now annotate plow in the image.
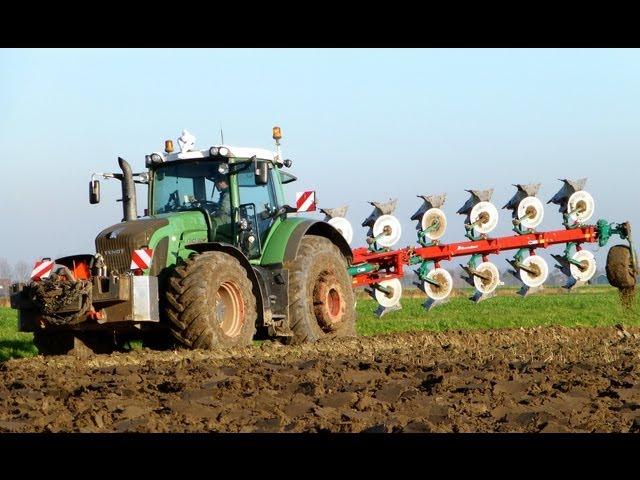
[323,180,638,317]
[9,126,639,356]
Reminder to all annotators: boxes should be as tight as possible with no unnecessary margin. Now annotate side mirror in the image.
[89,180,101,204]
[255,160,269,186]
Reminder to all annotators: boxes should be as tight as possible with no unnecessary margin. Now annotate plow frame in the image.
[350,225,598,288]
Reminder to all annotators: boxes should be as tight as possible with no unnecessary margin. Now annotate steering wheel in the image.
[188,199,219,212]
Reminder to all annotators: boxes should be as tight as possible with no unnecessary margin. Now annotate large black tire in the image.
[33,330,115,357]
[606,245,637,289]
[164,252,257,349]
[284,235,356,344]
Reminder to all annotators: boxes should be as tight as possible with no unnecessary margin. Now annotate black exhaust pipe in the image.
[118,157,137,222]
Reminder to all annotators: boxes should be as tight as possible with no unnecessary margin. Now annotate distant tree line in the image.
[0,257,32,284]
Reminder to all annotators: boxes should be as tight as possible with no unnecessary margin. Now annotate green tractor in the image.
[11,127,356,355]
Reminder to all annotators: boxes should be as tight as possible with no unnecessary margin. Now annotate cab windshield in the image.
[152,161,229,219]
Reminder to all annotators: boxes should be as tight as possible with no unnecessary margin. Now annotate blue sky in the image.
[1,48,638,272]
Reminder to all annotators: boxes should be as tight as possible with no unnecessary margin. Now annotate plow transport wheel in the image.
[606,245,637,289]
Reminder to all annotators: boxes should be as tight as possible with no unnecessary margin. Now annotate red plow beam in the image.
[350,226,597,287]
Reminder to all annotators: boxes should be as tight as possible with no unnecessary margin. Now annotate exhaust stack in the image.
[118,157,137,222]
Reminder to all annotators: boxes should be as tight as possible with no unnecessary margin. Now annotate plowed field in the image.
[2,325,640,432]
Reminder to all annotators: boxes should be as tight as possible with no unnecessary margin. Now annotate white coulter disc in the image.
[423,268,453,300]
[328,217,353,245]
[470,201,499,234]
[420,208,447,240]
[473,261,500,294]
[570,250,597,282]
[374,278,403,308]
[517,196,544,230]
[567,190,595,224]
[372,214,402,248]
[519,255,549,288]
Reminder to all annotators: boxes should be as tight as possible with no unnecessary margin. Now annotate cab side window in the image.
[237,164,278,242]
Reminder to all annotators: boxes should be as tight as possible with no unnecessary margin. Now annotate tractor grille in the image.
[95,218,168,275]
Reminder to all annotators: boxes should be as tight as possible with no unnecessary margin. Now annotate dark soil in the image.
[2,326,640,432]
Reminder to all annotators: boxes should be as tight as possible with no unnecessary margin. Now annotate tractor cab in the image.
[148,152,283,256]
[91,128,297,262]
[144,130,295,260]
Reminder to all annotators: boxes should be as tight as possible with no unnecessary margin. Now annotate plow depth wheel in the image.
[606,245,637,289]
[285,235,356,344]
[165,251,257,350]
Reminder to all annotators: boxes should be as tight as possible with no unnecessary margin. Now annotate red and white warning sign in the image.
[31,259,54,281]
[130,248,154,270]
[296,190,317,212]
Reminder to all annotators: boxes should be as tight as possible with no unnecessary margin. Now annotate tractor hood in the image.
[95,217,169,274]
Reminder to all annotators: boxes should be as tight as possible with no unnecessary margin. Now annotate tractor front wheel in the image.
[164,252,257,349]
[284,235,356,344]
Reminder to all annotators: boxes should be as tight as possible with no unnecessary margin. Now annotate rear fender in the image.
[262,219,353,265]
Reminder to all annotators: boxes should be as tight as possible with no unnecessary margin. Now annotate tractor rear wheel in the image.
[284,235,356,344]
[165,252,257,349]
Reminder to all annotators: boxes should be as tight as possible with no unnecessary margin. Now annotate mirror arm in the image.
[92,172,123,181]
